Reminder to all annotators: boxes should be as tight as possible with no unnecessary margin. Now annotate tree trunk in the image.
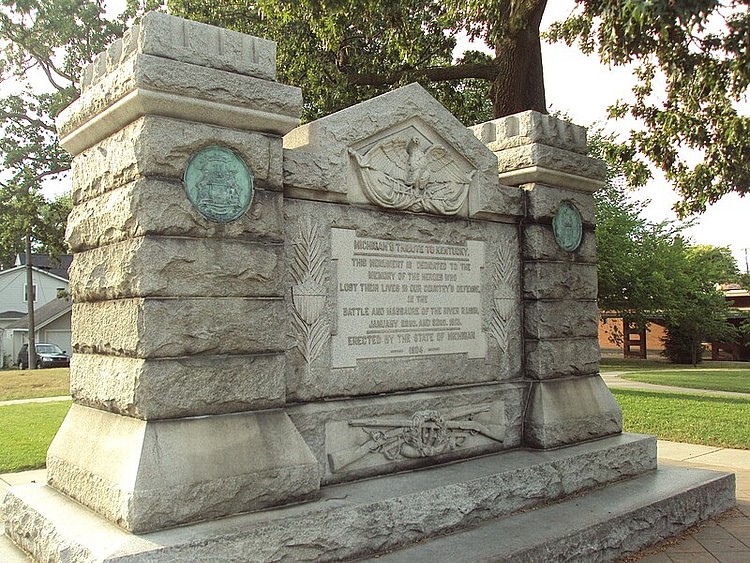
[25,233,36,370]
[490,0,548,117]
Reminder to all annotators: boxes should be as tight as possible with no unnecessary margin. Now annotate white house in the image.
[0,254,72,367]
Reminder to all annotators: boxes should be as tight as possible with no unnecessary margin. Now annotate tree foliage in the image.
[165,0,553,123]
[591,131,737,364]
[0,0,126,265]
[548,0,750,216]
[168,0,750,215]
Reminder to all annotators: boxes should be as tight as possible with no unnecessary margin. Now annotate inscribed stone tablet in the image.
[331,228,486,368]
[552,201,582,252]
[184,146,254,222]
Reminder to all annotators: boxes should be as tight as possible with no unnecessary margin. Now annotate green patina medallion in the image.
[552,201,583,252]
[184,146,254,223]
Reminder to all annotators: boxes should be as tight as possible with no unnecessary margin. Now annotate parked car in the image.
[17,343,70,370]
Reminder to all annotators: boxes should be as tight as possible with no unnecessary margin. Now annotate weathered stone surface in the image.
[283,84,502,220]
[471,112,605,192]
[59,13,304,155]
[522,182,596,225]
[70,236,284,301]
[522,224,597,263]
[524,376,623,448]
[523,262,598,300]
[70,116,284,203]
[283,148,348,200]
[70,353,286,419]
[59,55,301,155]
[371,467,736,562]
[66,179,284,252]
[471,111,589,154]
[283,199,523,400]
[4,435,673,562]
[525,338,600,380]
[468,182,524,221]
[288,384,525,485]
[82,12,278,92]
[524,300,599,339]
[72,297,286,358]
[44,405,319,533]
[494,144,606,187]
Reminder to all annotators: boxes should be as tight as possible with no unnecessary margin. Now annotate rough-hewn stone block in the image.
[46,405,319,533]
[494,144,606,184]
[70,353,286,419]
[522,224,597,263]
[66,179,284,252]
[524,300,599,339]
[72,297,286,358]
[70,116,283,203]
[70,236,284,301]
[471,111,589,154]
[524,338,600,380]
[81,12,278,93]
[523,262,598,301]
[522,182,596,225]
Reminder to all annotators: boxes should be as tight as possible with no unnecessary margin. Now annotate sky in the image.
[538,2,750,273]
[21,0,750,273]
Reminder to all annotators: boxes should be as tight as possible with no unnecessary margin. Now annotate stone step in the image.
[365,465,735,562]
[1,434,732,562]
[0,525,31,562]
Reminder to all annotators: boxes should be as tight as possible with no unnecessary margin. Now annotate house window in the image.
[24,284,37,302]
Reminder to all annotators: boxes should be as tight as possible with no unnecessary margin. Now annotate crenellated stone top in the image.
[58,12,300,156]
[470,111,605,193]
[471,111,588,155]
[81,12,277,93]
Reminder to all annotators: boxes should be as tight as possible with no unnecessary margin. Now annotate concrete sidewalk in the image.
[601,371,750,400]
[601,371,750,561]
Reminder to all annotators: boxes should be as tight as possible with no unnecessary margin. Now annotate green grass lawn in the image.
[612,389,750,449]
[0,400,71,472]
[0,367,70,401]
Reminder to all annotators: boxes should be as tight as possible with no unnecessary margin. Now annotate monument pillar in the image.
[472,112,623,448]
[45,12,319,533]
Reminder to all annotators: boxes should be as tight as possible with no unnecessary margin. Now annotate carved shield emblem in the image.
[184,146,254,223]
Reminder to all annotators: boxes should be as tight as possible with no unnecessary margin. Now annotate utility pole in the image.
[25,232,36,370]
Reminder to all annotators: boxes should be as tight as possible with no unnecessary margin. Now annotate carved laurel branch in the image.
[290,218,330,365]
[489,244,515,352]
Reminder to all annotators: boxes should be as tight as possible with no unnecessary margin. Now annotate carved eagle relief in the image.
[351,137,475,215]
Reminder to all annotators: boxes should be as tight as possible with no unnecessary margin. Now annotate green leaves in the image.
[0,0,129,263]
[592,129,738,363]
[553,0,750,216]
[167,0,541,122]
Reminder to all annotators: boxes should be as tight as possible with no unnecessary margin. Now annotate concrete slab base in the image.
[2,434,735,563]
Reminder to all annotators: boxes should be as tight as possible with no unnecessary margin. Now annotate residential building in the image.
[0,254,72,367]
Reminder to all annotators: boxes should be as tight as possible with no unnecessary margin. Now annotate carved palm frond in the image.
[290,216,330,366]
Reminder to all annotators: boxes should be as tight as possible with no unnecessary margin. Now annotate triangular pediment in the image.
[283,84,500,218]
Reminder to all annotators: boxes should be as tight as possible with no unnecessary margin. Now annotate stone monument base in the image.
[2,434,735,562]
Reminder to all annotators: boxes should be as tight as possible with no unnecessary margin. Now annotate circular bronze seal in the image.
[552,201,583,252]
[184,146,254,223]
